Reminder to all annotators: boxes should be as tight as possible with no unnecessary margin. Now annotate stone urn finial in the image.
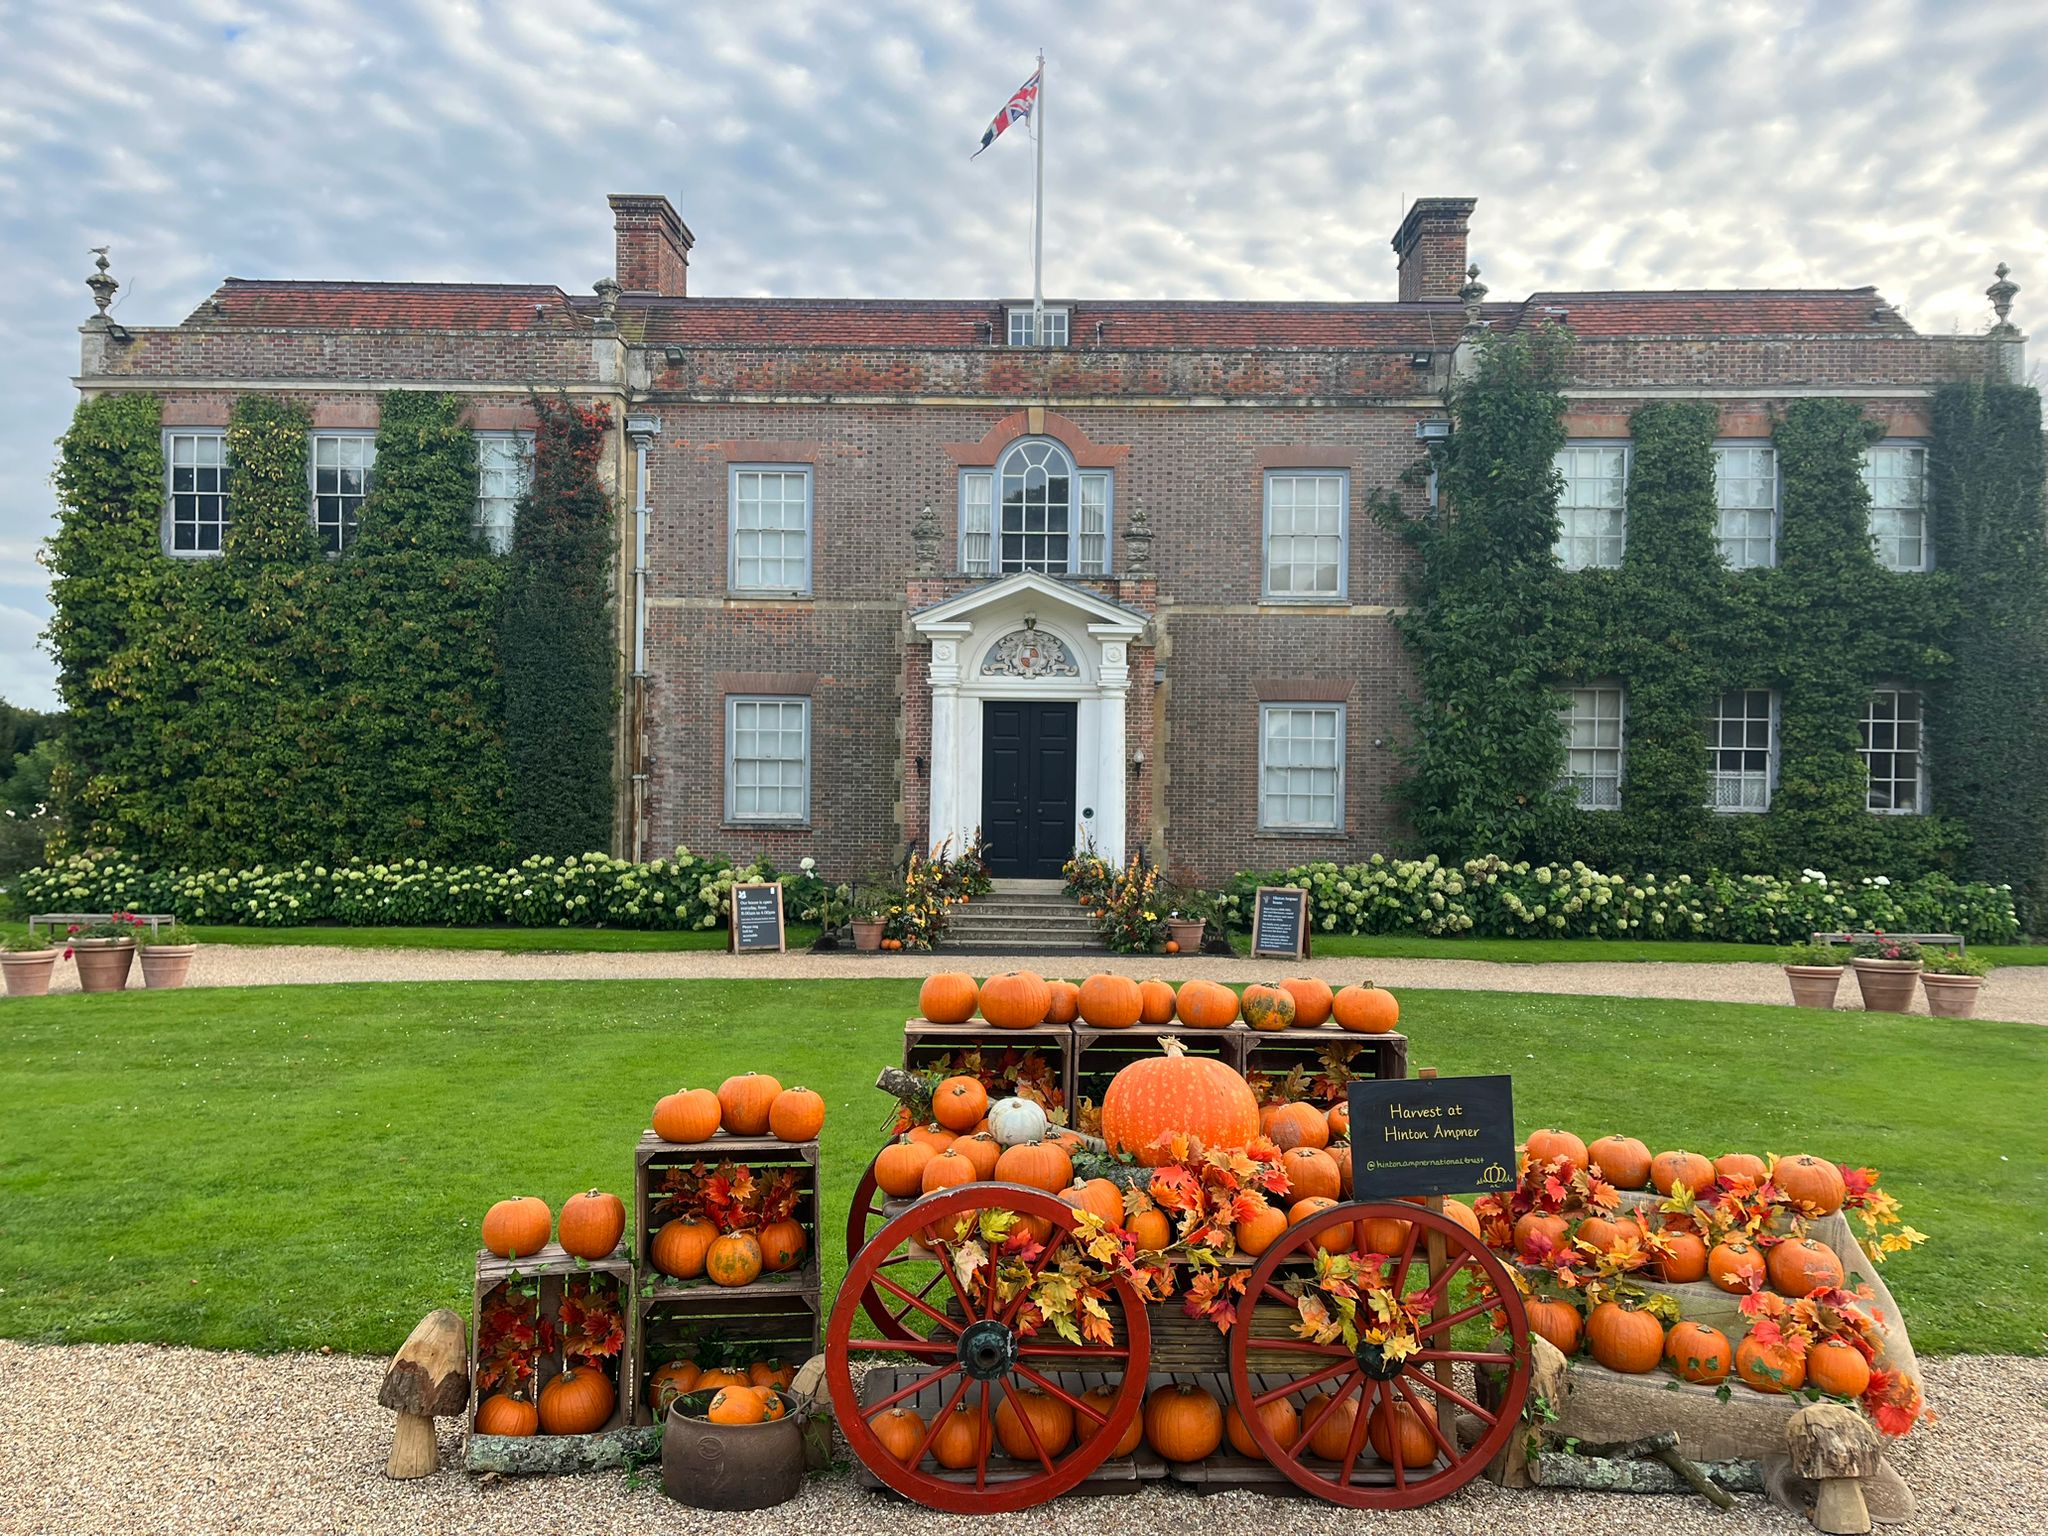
[593,276,621,330]
[911,503,939,574]
[86,246,118,322]
[1988,261,2020,335]
[1459,262,1489,330]
[1122,499,1154,578]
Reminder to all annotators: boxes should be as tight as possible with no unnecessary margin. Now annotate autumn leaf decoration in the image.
[558,1275,625,1362]
[475,1281,556,1394]
[654,1158,800,1233]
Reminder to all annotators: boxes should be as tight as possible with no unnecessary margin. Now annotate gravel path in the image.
[35,943,2048,1024]
[0,1341,2040,1535]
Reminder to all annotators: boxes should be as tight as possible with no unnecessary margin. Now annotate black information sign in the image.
[1250,885,1309,959]
[730,881,786,954]
[1346,1074,1518,1201]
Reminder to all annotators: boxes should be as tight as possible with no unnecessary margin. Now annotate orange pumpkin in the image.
[1325,1102,1350,1139]
[1356,1214,1412,1255]
[759,1218,808,1273]
[932,1075,990,1132]
[1587,1301,1665,1374]
[1806,1338,1872,1399]
[1100,1037,1261,1165]
[768,1086,825,1142]
[1654,1231,1710,1284]
[1329,1142,1354,1198]
[475,1391,539,1436]
[1078,973,1142,1029]
[1332,982,1399,1033]
[1368,1396,1438,1469]
[652,1088,723,1145]
[1240,983,1296,1032]
[695,1366,751,1393]
[1043,979,1082,1025]
[1513,1211,1570,1260]
[1525,1296,1582,1355]
[1144,1382,1223,1462]
[932,1401,986,1468]
[749,1360,795,1389]
[1225,1396,1299,1460]
[557,1190,626,1261]
[869,1405,927,1464]
[1289,1197,1349,1253]
[650,1218,717,1279]
[994,1140,1073,1194]
[1164,940,1180,954]
[1735,1332,1807,1394]
[995,1387,1074,1459]
[1304,1391,1360,1460]
[1236,1199,1289,1256]
[980,970,1051,1029]
[1773,1155,1847,1216]
[1280,1146,1341,1202]
[707,1385,768,1425]
[538,1364,617,1434]
[952,1131,1002,1180]
[1060,1177,1126,1229]
[1443,1197,1481,1240]
[921,1147,982,1195]
[905,1122,957,1153]
[717,1073,783,1135]
[1664,1321,1732,1384]
[1524,1129,1589,1172]
[1573,1215,1645,1255]
[1279,976,1334,1028]
[1075,1386,1143,1456]
[874,1140,937,1198]
[1651,1150,1715,1196]
[1766,1236,1845,1297]
[1588,1135,1652,1189]
[759,1388,788,1421]
[705,1231,764,1287]
[1712,1151,1770,1184]
[1175,978,1240,1030]
[918,972,980,1025]
[1136,978,1177,1026]
[1707,1238,1767,1294]
[1267,1101,1330,1152]
[647,1360,701,1415]
[481,1196,552,1259]
[1128,1206,1172,1250]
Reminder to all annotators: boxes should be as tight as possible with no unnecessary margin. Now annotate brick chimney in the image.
[608,194,693,298]
[1392,197,1477,302]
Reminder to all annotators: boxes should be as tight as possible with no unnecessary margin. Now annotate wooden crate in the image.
[631,1289,822,1427]
[902,1018,1074,1120]
[466,1242,635,1465]
[1240,1028,1408,1107]
[1069,1020,1242,1131]
[633,1130,821,1300]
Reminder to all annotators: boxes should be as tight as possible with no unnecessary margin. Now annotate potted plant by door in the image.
[849,885,887,953]
[2,931,61,996]
[1849,932,1923,1013]
[139,921,199,989]
[1163,886,1213,956]
[1920,949,1987,1019]
[1779,941,1847,1009]
[66,913,147,993]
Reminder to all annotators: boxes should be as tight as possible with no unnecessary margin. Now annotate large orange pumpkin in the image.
[1175,978,1240,1029]
[707,1385,768,1425]
[1240,983,1296,1032]
[932,1075,990,1132]
[1735,1333,1807,1394]
[646,1360,701,1416]
[1766,1236,1845,1297]
[905,1122,957,1153]
[1144,1382,1223,1462]
[1356,1213,1412,1255]
[652,1088,723,1145]
[1524,1129,1589,1172]
[918,972,980,1025]
[1136,978,1177,1026]
[557,1190,625,1261]
[1806,1338,1872,1398]
[1513,1211,1569,1260]
[1443,1197,1482,1240]
[705,1231,764,1287]
[1225,1396,1299,1460]
[1100,1038,1261,1164]
[979,971,1051,1029]
[1289,1197,1349,1253]
[650,1218,717,1279]
[1773,1155,1848,1216]
[1651,1150,1715,1196]
[1573,1214,1644,1255]
[1266,1101,1330,1152]
[717,1073,783,1136]
[869,1406,927,1465]
[1654,1231,1709,1284]
[1078,973,1142,1029]
[874,1140,937,1197]
[759,1218,808,1273]
[768,1087,825,1141]
[1278,976,1334,1028]
[1236,1199,1289,1256]
[1332,982,1399,1033]
[994,1140,1073,1193]
[538,1365,617,1434]
[1587,1301,1665,1374]
[932,1401,986,1468]
[952,1131,1002,1180]
[1060,1178,1126,1229]
[1525,1297,1582,1355]
[1588,1135,1652,1189]
[1368,1397,1437,1469]
[1043,980,1082,1025]
[481,1196,552,1259]
[1075,1386,1143,1457]
[1707,1238,1767,1294]
[1304,1391,1360,1460]
[1664,1321,1732,1384]
[995,1387,1074,1458]
[1280,1146,1341,1202]
[1713,1151,1770,1184]
[475,1391,539,1436]
[921,1147,982,1195]
[1127,1207,1172,1250]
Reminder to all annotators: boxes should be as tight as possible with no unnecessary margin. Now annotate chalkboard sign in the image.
[1250,885,1310,959]
[730,881,786,954]
[1346,1074,1517,1201]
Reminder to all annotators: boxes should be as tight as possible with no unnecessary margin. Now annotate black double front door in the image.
[981,701,1077,879]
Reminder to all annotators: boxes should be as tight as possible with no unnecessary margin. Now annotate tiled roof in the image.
[184,279,578,330]
[1501,289,1912,336]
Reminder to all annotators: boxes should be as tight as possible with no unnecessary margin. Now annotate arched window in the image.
[959,438,1110,577]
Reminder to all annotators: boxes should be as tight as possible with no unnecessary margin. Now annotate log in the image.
[1530,1452,1765,1496]
[1538,1430,1736,1509]
[464,1425,661,1476]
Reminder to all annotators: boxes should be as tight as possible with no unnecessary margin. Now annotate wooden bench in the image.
[1811,930,1964,955]
[29,911,176,941]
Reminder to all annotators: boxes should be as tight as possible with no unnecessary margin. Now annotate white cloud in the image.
[1,0,2042,704]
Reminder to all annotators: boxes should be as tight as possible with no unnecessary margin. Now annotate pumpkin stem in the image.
[1160,1036,1188,1059]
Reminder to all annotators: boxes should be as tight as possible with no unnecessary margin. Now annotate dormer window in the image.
[1007,306,1069,347]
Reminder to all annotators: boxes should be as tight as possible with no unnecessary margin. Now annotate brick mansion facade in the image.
[72,195,2030,882]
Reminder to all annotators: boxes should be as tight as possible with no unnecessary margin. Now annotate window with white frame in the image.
[1714,444,1777,568]
[1559,685,1625,810]
[473,431,532,554]
[1263,471,1348,600]
[1709,689,1776,812]
[1862,444,1930,572]
[1862,686,1925,813]
[729,466,813,593]
[725,696,810,822]
[310,433,376,553]
[1553,444,1628,570]
[164,430,229,555]
[959,440,1110,576]
[1259,704,1344,831]
[1007,306,1069,347]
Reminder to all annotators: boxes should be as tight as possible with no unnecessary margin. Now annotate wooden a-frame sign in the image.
[730,881,786,953]
[1250,884,1310,959]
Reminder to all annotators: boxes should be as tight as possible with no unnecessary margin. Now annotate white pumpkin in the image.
[987,1096,1049,1148]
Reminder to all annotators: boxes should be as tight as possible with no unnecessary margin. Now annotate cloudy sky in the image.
[2,0,2042,709]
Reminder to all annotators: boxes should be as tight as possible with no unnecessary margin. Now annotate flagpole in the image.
[1032,48,1045,344]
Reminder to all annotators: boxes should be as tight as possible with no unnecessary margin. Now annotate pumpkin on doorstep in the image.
[987,1096,1050,1147]
[1240,983,1296,1032]
[759,1218,808,1273]
[1766,1236,1846,1297]
[651,1087,723,1145]
[481,1196,552,1259]
[1806,1338,1873,1399]
[705,1231,764,1288]
[1523,1128,1589,1173]
[1586,1301,1665,1374]
[649,1218,717,1280]
[768,1086,826,1142]
[1368,1397,1438,1469]
[557,1190,626,1261]
[1143,1382,1223,1462]
[1100,1038,1261,1165]
[538,1364,617,1434]
[1278,976,1334,1028]
[1332,982,1399,1033]
[932,1075,990,1133]
[1664,1321,1732,1384]
[1077,973,1142,1029]
[918,972,980,1025]
[1225,1396,1299,1460]
[1266,1101,1330,1152]
[475,1392,539,1437]
[1175,977,1240,1030]
[1587,1134,1653,1189]
[1773,1154,1848,1216]
[874,1140,937,1198]
[869,1406,927,1465]
[1136,978,1177,1026]
[717,1073,783,1136]
[1044,979,1082,1025]
[980,970,1052,1029]
[1074,1387,1144,1457]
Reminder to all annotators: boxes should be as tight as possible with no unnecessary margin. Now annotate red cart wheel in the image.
[1227,1200,1530,1509]
[845,1150,948,1341]
[827,1183,1152,1512]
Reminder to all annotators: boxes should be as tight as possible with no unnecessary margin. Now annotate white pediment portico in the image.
[912,574,1146,872]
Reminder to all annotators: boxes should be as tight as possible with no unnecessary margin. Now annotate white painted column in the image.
[924,624,973,853]
[1093,636,1130,865]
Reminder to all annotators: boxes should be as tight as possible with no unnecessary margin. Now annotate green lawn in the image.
[2,921,820,954]
[1309,934,2048,966]
[0,979,2040,1357]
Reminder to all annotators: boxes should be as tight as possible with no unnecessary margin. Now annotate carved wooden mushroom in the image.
[1787,1401,1882,1534]
[379,1308,471,1478]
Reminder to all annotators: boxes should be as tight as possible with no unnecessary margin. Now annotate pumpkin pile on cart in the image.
[825,969,1532,1511]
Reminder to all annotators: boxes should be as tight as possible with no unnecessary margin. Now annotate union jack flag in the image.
[973,68,1040,158]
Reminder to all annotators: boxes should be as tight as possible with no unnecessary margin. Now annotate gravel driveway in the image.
[33,943,2048,1025]
[0,1341,2039,1535]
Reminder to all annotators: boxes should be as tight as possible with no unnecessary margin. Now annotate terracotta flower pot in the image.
[851,920,884,953]
[1166,919,1205,953]
[2,951,60,997]
[71,938,137,993]
[1920,973,1984,1019]
[1783,964,1844,1010]
[139,944,199,989]
[1851,957,1923,1013]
